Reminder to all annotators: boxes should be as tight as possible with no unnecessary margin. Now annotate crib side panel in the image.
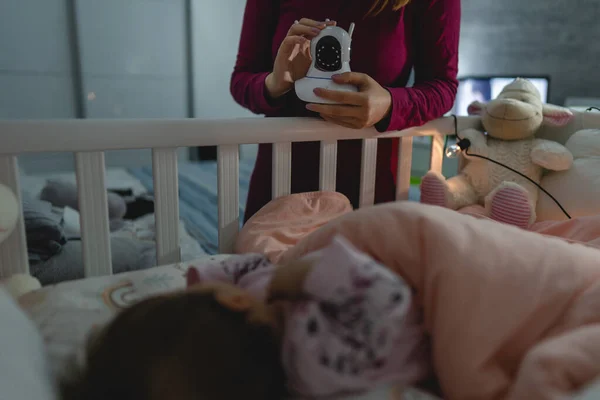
[0,156,29,278]
[152,148,181,265]
[75,152,112,277]
[272,142,292,198]
[0,116,471,280]
[217,145,240,254]
[396,137,414,201]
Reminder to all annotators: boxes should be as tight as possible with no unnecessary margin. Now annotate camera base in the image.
[295,76,358,105]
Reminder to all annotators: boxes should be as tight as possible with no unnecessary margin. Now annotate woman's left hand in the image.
[306,72,392,129]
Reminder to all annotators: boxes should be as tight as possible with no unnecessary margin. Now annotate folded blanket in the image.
[280,202,600,400]
[30,236,156,285]
[21,192,67,263]
[40,179,127,220]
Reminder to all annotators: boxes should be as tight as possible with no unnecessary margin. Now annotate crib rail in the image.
[0,116,480,280]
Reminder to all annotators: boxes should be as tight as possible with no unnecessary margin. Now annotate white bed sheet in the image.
[18,256,440,400]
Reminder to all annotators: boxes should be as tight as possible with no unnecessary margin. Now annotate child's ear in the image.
[215,291,253,312]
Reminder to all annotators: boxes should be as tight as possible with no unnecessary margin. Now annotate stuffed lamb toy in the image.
[0,184,41,298]
[421,78,574,228]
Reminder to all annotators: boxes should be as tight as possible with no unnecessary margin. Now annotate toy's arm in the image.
[531,139,573,171]
[459,128,489,158]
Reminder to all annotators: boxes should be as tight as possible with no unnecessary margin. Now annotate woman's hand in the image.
[266,19,336,99]
[306,72,393,129]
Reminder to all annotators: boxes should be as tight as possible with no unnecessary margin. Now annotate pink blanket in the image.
[459,204,600,250]
[236,191,353,262]
[275,202,600,400]
[238,193,600,264]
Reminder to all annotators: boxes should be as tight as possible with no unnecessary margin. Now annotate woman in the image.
[231,0,460,222]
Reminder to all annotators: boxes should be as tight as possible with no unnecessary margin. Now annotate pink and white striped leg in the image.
[420,171,449,208]
[486,182,535,229]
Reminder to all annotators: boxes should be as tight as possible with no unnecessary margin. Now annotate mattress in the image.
[18,257,439,400]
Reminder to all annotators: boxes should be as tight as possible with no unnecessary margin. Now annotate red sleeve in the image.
[230,0,292,116]
[375,0,460,132]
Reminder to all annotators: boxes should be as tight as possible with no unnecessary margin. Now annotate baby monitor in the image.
[295,22,358,105]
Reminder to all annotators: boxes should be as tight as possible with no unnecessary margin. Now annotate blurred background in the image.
[3,0,600,282]
[2,0,600,175]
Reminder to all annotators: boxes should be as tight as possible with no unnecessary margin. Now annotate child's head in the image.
[59,281,286,400]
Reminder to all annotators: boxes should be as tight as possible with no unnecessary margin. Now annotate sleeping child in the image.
[58,235,431,400]
[59,202,600,400]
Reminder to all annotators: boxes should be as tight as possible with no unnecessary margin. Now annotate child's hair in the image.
[58,292,286,400]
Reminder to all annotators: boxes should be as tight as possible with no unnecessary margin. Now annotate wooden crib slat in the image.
[0,156,29,278]
[395,136,414,201]
[319,140,337,192]
[359,138,378,207]
[152,148,181,265]
[429,134,445,174]
[272,142,292,198]
[75,152,112,277]
[217,145,240,254]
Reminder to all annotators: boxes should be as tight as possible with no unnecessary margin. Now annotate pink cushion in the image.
[235,191,352,262]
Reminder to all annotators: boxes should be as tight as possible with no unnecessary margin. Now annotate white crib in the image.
[0,115,481,280]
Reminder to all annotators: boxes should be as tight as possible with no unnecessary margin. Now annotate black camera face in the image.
[315,35,342,72]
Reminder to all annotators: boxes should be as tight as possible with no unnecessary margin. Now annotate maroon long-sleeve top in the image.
[231,0,460,222]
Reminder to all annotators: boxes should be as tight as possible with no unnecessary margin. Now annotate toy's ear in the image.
[467,101,486,116]
[542,104,574,127]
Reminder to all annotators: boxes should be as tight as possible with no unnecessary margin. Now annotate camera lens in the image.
[315,36,342,72]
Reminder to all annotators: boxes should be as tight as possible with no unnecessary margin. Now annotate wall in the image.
[459,0,600,105]
[1,0,254,174]
[0,0,77,173]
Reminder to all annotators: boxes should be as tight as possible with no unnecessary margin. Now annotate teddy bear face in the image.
[481,96,544,141]
[472,78,544,141]
[468,78,574,142]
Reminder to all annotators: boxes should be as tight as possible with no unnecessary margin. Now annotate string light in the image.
[444,139,471,158]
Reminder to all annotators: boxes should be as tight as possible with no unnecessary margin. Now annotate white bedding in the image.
[17,256,440,400]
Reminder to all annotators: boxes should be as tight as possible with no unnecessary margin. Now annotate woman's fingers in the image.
[288,18,336,38]
[297,18,336,28]
[312,88,365,106]
[320,114,361,129]
[288,23,322,37]
[278,35,310,58]
[306,102,362,118]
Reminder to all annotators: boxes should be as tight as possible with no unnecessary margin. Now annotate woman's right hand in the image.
[265,18,336,99]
